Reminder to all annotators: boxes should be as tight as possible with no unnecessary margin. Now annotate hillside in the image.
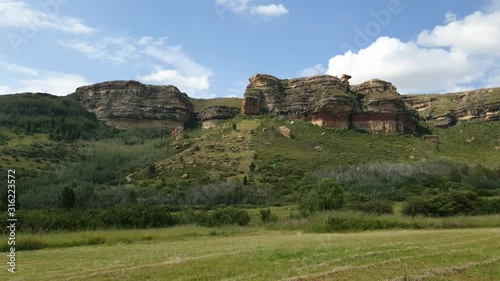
[0,82,499,212]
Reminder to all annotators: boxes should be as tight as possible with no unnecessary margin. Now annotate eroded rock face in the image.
[241,74,417,134]
[69,80,194,129]
[198,106,240,129]
[402,88,500,127]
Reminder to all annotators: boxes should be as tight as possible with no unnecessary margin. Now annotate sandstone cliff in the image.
[198,106,240,129]
[69,80,194,130]
[402,88,500,128]
[241,74,417,134]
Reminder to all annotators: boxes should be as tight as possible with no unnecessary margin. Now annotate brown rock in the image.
[69,80,194,130]
[171,126,185,143]
[279,126,293,139]
[340,74,352,83]
[241,73,417,134]
[199,106,240,129]
[424,135,440,143]
[402,87,500,127]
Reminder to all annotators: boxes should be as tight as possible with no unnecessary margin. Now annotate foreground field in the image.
[3,227,500,281]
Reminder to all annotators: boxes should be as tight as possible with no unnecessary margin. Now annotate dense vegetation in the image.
[0,93,114,141]
[1,93,499,233]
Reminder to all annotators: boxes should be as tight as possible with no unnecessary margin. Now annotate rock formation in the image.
[171,126,185,143]
[241,74,417,134]
[69,80,194,130]
[279,126,293,139]
[198,106,240,129]
[402,88,500,128]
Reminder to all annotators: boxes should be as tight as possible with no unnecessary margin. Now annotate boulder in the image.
[279,126,293,139]
[171,126,185,143]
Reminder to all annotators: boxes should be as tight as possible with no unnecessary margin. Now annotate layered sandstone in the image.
[198,106,240,129]
[69,80,194,130]
[402,88,500,128]
[241,74,417,134]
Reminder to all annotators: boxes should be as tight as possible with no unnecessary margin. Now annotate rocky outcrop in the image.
[198,106,240,129]
[241,74,417,134]
[69,80,194,130]
[402,88,500,127]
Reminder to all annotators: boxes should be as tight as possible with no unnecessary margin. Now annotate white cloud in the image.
[216,0,251,13]
[0,0,95,33]
[251,4,288,17]
[16,73,89,96]
[0,61,89,96]
[418,10,500,56]
[216,0,288,18]
[444,11,457,23]
[138,67,210,98]
[0,85,12,95]
[327,6,500,93]
[59,35,214,97]
[3,62,38,76]
[137,36,167,46]
[328,37,477,93]
[299,64,326,77]
[58,38,138,64]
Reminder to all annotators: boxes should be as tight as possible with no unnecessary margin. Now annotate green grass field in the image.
[2,227,499,281]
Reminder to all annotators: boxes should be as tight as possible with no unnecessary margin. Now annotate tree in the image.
[249,162,256,173]
[59,186,76,210]
[299,178,344,215]
[148,163,156,176]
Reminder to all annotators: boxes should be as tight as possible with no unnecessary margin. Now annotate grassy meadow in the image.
[2,206,500,280]
[1,94,500,280]
[1,226,499,280]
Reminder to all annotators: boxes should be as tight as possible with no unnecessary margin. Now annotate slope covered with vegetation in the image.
[0,93,499,233]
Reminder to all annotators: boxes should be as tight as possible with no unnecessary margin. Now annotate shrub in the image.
[402,191,481,217]
[473,198,500,215]
[259,208,277,223]
[402,196,429,217]
[325,214,409,232]
[196,207,251,227]
[350,200,394,215]
[299,179,344,215]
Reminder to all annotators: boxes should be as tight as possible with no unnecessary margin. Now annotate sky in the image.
[0,0,499,97]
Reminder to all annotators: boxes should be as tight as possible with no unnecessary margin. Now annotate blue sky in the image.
[0,0,499,97]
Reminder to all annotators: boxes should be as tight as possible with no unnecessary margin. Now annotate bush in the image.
[299,179,344,215]
[259,208,277,223]
[474,198,500,215]
[349,200,394,215]
[196,207,251,227]
[402,196,429,217]
[325,214,409,232]
[0,205,180,233]
[402,191,481,217]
